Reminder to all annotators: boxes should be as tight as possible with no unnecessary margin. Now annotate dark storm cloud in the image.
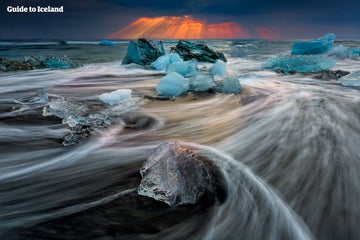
[1,0,359,39]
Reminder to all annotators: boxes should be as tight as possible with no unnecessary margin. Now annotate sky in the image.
[1,0,359,39]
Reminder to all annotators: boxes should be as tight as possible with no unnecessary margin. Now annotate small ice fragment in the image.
[14,88,49,104]
[100,40,116,46]
[210,60,226,76]
[339,71,360,86]
[99,89,132,106]
[216,76,242,94]
[156,72,189,96]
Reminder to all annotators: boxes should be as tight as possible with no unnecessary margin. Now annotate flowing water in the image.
[0,40,359,240]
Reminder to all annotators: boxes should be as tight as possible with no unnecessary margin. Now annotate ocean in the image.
[0,39,359,240]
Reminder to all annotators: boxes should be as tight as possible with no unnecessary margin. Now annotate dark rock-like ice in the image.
[264,55,337,73]
[156,72,189,96]
[171,40,227,63]
[0,58,33,71]
[138,141,215,207]
[122,38,165,66]
[291,33,335,55]
[100,40,116,46]
[314,70,350,80]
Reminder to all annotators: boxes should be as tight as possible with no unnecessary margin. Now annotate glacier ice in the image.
[151,53,183,71]
[263,55,337,73]
[99,89,132,106]
[171,40,227,63]
[339,71,360,86]
[210,60,226,76]
[291,33,336,55]
[122,38,164,66]
[100,40,116,46]
[216,76,242,94]
[138,141,215,207]
[156,72,189,96]
[328,45,360,58]
[167,59,198,77]
[24,55,82,69]
[189,74,216,92]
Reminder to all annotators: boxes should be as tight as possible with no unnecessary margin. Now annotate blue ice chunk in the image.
[151,53,183,70]
[43,56,81,69]
[339,71,360,86]
[216,76,242,94]
[328,45,360,58]
[263,55,337,73]
[138,141,215,207]
[100,40,116,46]
[99,89,132,105]
[189,74,216,92]
[210,60,226,76]
[156,72,189,96]
[167,59,198,77]
[291,33,336,55]
[347,47,360,57]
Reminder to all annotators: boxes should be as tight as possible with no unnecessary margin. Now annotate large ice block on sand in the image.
[138,141,215,207]
[100,40,116,46]
[210,60,226,76]
[264,55,337,73]
[291,33,336,55]
[339,71,360,86]
[189,74,216,92]
[99,89,132,105]
[216,76,242,94]
[167,59,198,77]
[122,38,164,66]
[151,53,183,71]
[156,72,189,96]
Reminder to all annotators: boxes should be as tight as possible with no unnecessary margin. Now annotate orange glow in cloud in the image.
[255,27,279,39]
[108,16,249,39]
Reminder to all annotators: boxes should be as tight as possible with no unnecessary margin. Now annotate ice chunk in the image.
[14,88,49,104]
[122,38,164,66]
[210,60,226,76]
[263,55,337,73]
[151,53,183,71]
[216,76,242,94]
[167,59,198,77]
[171,40,227,63]
[156,72,189,96]
[339,71,360,86]
[138,141,215,207]
[291,33,336,55]
[100,40,116,46]
[189,74,216,92]
[328,45,360,58]
[24,55,82,69]
[99,89,132,106]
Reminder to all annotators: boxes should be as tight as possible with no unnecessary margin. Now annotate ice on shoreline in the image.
[291,33,335,55]
[99,89,132,105]
[156,72,189,96]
